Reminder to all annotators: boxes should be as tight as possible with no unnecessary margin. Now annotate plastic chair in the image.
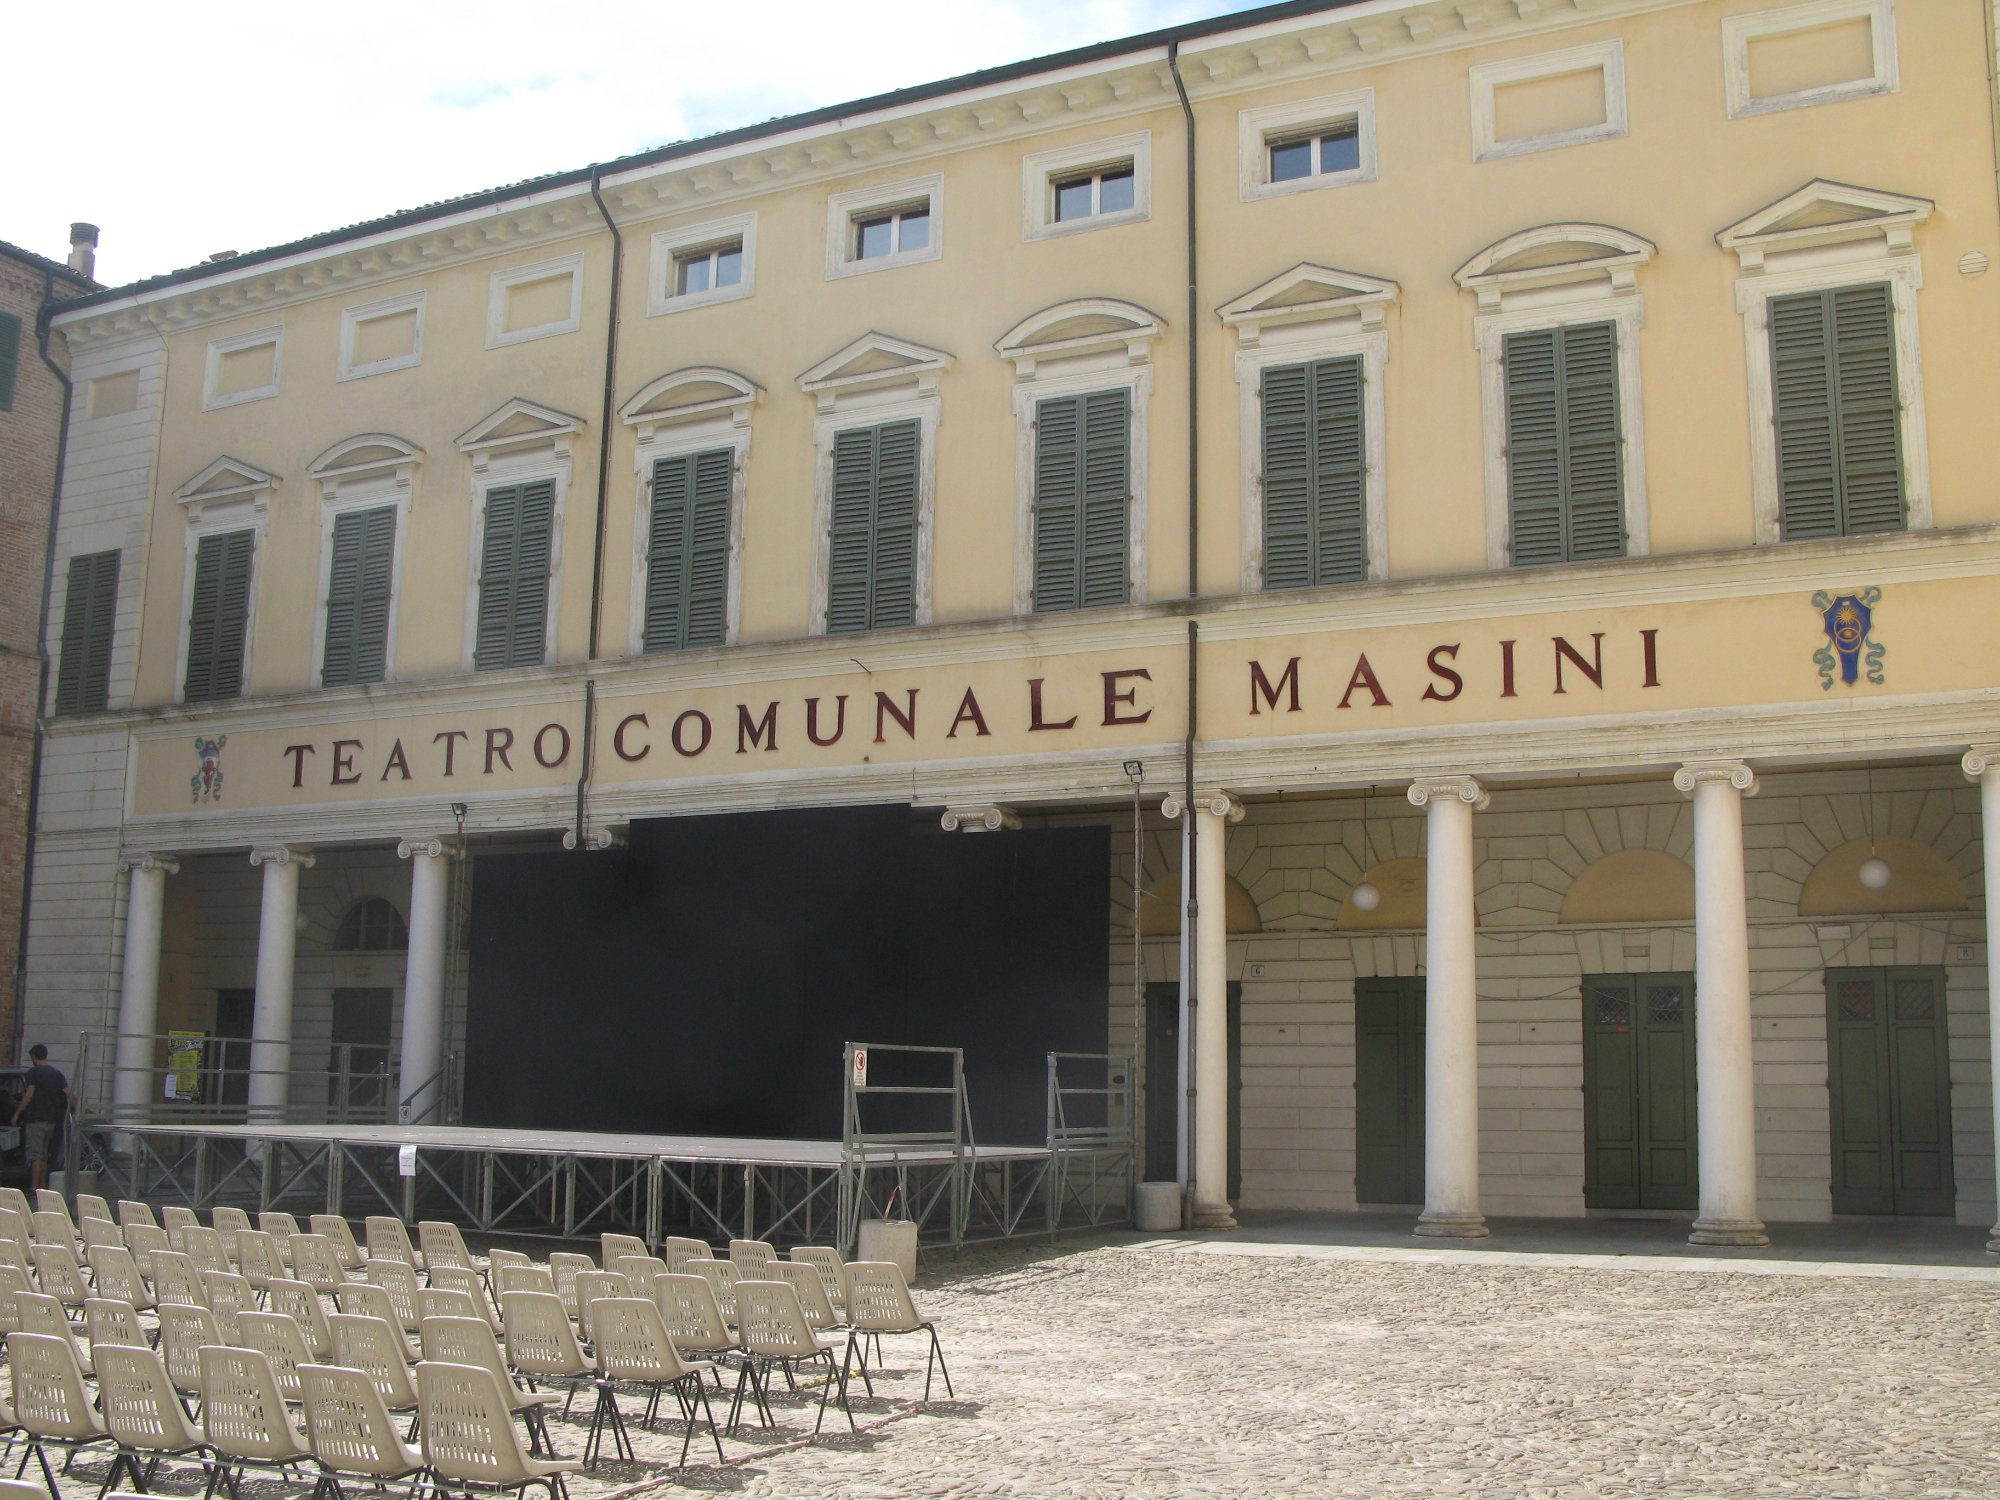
[266,1279,334,1359]
[416,1361,579,1497]
[661,1237,708,1276]
[30,1193,67,1220]
[365,1259,423,1333]
[419,1222,486,1278]
[588,1297,722,1468]
[235,1309,316,1402]
[651,1274,738,1378]
[116,1201,159,1234]
[546,1254,593,1323]
[26,1245,87,1315]
[430,1265,500,1331]
[844,1260,952,1401]
[333,1285,418,1360]
[257,1212,302,1269]
[84,1298,152,1367]
[0,1239,32,1290]
[26,1214,72,1252]
[182,1225,231,1278]
[328,1313,420,1423]
[297,1361,426,1500]
[770,1260,842,1331]
[492,1265,554,1301]
[210,1206,253,1269]
[149,1248,207,1309]
[81,1217,124,1256]
[598,1234,647,1267]
[87,1245,156,1312]
[498,1291,594,1420]
[95,1342,217,1495]
[0,1207,29,1246]
[201,1269,258,1344]
[199,1344,313,1498]
[123,1223,169,1284]
[74,1195,114,1227]
[788,1246,849,1316]
[727,1239,776,1278]
[161,1204,199,1250]
[485,1249,532,1277]
[419,1287,488,1327]
[730,1278,852,1436]
[16,1293,91,1377]
[609,1255,665,1290]
[0,1189,30,1221]
[421,1315,561,1457]
[289,1234,349,1298]
[156,1302,223,1411]
[0,1264,31,1338]
[363,1218,423,1272]
[307,1216,366,1273]
[8,1330,110,1498]
[569,1271,631,1345]
[232,1229,284,1297]
[685,1258,739,1326]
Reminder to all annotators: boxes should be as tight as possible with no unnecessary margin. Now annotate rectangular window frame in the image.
[462,450,568,674]
[53,549,120,715]
[312,480,409,690]
[337,291,426,382]
[0,310,20,411]
[1237,89,1376,202]
[201,325,283,411]
[1022,131,1152,240]
[627,418,749,655]
[1723,0,1898,120]
[1010,360,1150,614]
[809,395,938,634]
[824,174,944,280]
[648,212,757,316]
[485,252,585,349]
[1470,40,1627,162]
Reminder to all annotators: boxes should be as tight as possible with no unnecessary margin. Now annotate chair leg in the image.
[844,1330,875,1398]
[812,1355,831,1437]
[693,1377,724,1467]
[27,1441,57,1500]
[925,1323,953,1400]
[832,1348,856,1432]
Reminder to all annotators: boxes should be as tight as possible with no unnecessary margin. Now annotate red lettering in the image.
[1499,640,1517,699]
[533,723,571,769]
[331,739,363,786]
[1422,644,1463,703]
[1249,657,1301,715]
[484,728,514,774]
[380,740,412,782]
[736,702,779,754]
[282,744,315,788]
[433,730,469,776]
[874,690,918,743]
[805,695,847,747]
[947,688,990,738]
[612,714,650,763]
[1641,627,1661,688]
[671,711,711,757]
[1027,678,1077,731]
[1337,655,1391,709]
[1102,669,1153,727]
[1553,633,1605,694]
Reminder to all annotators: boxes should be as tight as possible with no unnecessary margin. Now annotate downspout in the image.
[1985,0,2000,218]
[1168,40,1201,1229]
[16,272,76,1062]
[578,166,625,845]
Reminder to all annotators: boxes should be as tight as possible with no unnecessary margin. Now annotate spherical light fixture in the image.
[1351,881,1382,912]
[1858,856,1892,890]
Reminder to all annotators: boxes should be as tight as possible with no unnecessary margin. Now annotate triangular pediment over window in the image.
[1715,179,1932,271]
[308,433,424,482]
[796,332,953,403]
[619,367,762,432]
[1453,225,1654,309]
[175,455,279,514]
[455,397,586,456]
[994,298,1165,374]
[1216,264,1399,343]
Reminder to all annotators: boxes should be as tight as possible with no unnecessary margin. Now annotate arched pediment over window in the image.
[619,367,761,432]
[993,298,1165,375]
[1453,223,1656,307]
[308,433,424,483]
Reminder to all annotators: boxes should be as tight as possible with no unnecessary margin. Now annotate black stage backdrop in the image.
[462,806,1109,1145]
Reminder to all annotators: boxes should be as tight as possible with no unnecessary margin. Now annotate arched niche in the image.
[1798,837,1968,917]
[1560,849,1696,924]
[1137,876,1263,937]
[1338,856,1428,930]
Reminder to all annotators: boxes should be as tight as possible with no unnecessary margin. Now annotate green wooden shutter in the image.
[473,480,554,670]
[1504,322,1626,566]
[183,530,253,702]
[54,550,119,714]
[826,421,919,634]
[0,311,20,411]
[1771,284,1905,539]
[643,449,732,653]
[1262,357,1366,590]
[321,506,396,687]
[1033,390,1129,612]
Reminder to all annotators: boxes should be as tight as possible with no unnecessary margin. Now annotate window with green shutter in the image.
[1770,283,1905,540]
[826,421,919,634]
[1261,356,1365,589]
[0,310,20,411]
[1033,390,1130,612]
[54,550,118,714]
[1502,321,1626,566]
[473,479,555,671]
[321,505,397,687]
[643,449,732,652]
[183,529,254,702]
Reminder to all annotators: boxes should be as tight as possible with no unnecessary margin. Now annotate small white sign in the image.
[397,1144,418,1178]
[851,1048,868,1089]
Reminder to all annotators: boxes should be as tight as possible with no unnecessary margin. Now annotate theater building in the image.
[28,0,2000,1245]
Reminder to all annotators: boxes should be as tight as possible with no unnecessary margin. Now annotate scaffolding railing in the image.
[838,1042,971,1253]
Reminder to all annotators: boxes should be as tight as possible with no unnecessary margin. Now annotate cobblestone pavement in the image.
[94,1238,2000,1500]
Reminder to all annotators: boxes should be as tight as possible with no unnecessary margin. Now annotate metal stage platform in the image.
[77,1046,1135,1255]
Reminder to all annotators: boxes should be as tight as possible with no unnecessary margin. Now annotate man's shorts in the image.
[22,1121,54,1164]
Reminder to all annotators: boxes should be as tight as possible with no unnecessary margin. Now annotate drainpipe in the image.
[578,167,625,846]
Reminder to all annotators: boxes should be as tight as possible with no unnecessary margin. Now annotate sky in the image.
[11,0,1272,289]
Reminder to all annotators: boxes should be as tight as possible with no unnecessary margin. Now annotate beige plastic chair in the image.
[298,1361,426,1498]
[788,1246,849,1316]
[74,1194,114,1226]
[419,1287,488,1327]
[26,1244,87,1315]
[95,1341,217,1494]
[419,1222,486,1278]
[366,1259,424,1333]
[80,1217,124,1255]
[210,1205,253,1267]
[8,1329,110,1495]
[257,1212,302,1268]
[0,1188,30,1220]
[0,1263,31,1338]
[30,1192,66,1219]
[610,1255,666,1289]
[730,1278,852,1435]
[161,1204,199,1249]
[770,1260,841,1331]
[588,1297,722,1468]
[844,1259,953,1401]
[0,1237,32,1290]
[661,1237,708,1275]
[266,1278,334,1359]
[685,1258,739,1326]
[26,1214,72,1252]
[651,1274,738,1377]
[598,1233,647,1267]
[84,1298,151,1367]
[16,1292,92,1376]
[492,1264,554,1301]
[569,1271,631,1345]
[546,1254,593,1322]
[200,1343,314,1495]
[430,1264,500,1331]
[116,1200,159,1234]
[156,1302,223,1410]
[289,1233,350,1297]
[416,1361,580,1496]
[308,1215,367,1272]
[87,1244,156,1312]
[233,1228,286,1294]
[202,1269,258,1344]
[0,1207,29,1246]
[149,1247,207,1309]
[329,1312,422,1428]
[422,1314,561,1457]
[498,1291,594,1420]
[333,1284,419,1360]
[183,1224,231,1277]
[485,1249,532,1277]
[727,1239,777,1278]
[123,1223,169,1283]
[236,1308,315,1402]
[364,1218,423,1272]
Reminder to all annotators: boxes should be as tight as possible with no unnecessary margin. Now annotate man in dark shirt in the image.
[10,1045,70,1192]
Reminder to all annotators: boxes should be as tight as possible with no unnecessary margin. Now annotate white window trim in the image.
[1021,131,1151,241]
[624,406,754,655]
[485,252,585,349]
[1237,88,1377,202]
[337,291,426,382]
[1470,40,1627,162]
[201,325,283,411]
[459,440,573,674]
[307,455,416,690]
[174,498,266,706]
[648,212,757,317]
[807,388,940,635]
[1723,0,1898,120]
[1011,360,1153,616]
[824,174,944,280]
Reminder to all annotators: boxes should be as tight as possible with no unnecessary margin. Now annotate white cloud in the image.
[9,0,1264,287]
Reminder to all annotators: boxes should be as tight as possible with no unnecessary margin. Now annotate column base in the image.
[1984,1224,2000,1257]
[1688,1216,1769,1247]
[1189,1204,1238,1230]
[1414,1211,1490,1239]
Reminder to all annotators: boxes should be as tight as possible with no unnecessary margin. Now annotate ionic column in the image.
[397,837,462,1125]
[113,852,179,1131]
[1161,787,1244,1228]
[246,846,313,1125]
[1674,760,1769,1247]
[1962,747,2000,1253]
[1409,775,1490,1238]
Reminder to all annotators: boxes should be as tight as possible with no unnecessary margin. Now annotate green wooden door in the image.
[1143,982,1241,1195]
[1826,968,1954,1216]
[1355,977,1424,1205]
[1583,974,1697,1210]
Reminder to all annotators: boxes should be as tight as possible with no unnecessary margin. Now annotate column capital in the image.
[1407,775,1489,812]
[940,804,1021,832]
[249,845,315,869]
[398,836,466,861]
[560,827,624,852]
[1962,746,2000,779]
[1160,789,1245,823]
[116,850,180,875]
[1674,760,1759,797]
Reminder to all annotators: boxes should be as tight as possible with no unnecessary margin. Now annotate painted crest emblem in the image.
[1812,588,1885,690]
[190,735,227,804]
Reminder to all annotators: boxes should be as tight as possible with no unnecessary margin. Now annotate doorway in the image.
[213,989,254,1117]
[1143,982,1241,1196]
[1582,973,1697,1211]
[1355,977,1424,1206]
[330,988,394,1120]
[1825,967,1954,1216]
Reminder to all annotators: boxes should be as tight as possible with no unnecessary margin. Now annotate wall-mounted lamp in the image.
[1351,785,1382,912]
